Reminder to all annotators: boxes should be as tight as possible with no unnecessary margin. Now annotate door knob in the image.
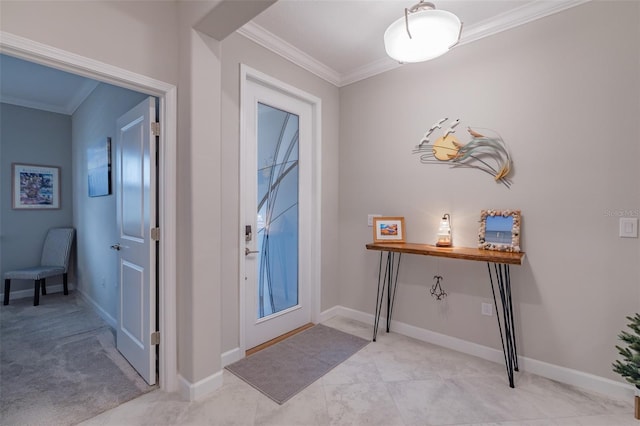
[110,243,122,251]
[245,247,260,256]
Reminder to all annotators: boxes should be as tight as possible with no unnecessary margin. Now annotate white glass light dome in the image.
[384,8,462,63]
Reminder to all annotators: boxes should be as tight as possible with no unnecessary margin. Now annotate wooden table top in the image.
[365,242,525,265]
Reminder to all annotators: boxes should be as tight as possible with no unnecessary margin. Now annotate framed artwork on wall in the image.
[373,216,406,243]
[12,163,61,209]
[88,137,112,197]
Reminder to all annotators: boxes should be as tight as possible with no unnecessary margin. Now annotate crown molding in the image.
[2,79,100,115]
[237,0,590,87]
[1,95,67,115]
[459,0,591,46]
[340,56,402,87]
[237,22,341,87]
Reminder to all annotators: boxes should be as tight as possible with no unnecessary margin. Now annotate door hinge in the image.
[151,227,160,241]
[151,122,160,137]
[151,331,160,345]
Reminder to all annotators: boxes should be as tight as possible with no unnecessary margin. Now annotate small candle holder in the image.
[436,213,452,247]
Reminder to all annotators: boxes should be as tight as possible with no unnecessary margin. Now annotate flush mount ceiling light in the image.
[384,1,462,63]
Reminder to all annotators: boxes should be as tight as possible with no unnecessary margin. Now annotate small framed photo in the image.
[12,163,60,209]
[478,209,521,252]
[373,216,406,243]
[88,137,112,197]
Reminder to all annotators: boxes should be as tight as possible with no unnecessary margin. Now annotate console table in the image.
[365,242,525,388]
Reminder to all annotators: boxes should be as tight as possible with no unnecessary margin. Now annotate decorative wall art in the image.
[88,137,112,197]
[12,163,60,209]
[413,118,513,188]
[373,216,406,243]
[478,209,521,252]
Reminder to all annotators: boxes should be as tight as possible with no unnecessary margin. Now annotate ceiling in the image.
[0,0,587,114]
[242,0,588,86]
[0,54,99,115]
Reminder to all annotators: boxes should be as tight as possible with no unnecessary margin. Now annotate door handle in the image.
[245,247,260,256]
[110,243,122,251]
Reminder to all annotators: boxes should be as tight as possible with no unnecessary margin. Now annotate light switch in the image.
[368,214,382,227]
[619,217,638,238]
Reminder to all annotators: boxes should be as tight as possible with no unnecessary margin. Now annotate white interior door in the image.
[242,75,314,350]
[115,97,157,385]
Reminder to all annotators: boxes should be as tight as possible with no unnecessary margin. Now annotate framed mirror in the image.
[478,210,521,252]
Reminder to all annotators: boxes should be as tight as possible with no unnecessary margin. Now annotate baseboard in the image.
[517,356,635,400]
[322,305,635,401]
[76,289,117,329]
[318,304,342,323]
[221,347,242,367]
[1,283,71,302]
[178,370,223,401]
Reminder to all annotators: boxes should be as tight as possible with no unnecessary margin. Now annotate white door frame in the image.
[1,31,178,392]
[239,64,322,354]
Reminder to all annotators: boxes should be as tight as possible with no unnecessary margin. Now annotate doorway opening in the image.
[1,33,178,391]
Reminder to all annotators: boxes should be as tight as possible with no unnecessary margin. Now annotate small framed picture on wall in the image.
[12,163,61,209]
[88,137,112,197]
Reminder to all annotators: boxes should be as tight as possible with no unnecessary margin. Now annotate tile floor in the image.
[81,317,636,426]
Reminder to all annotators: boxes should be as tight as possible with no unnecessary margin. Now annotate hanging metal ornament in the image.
[431,275,447,300]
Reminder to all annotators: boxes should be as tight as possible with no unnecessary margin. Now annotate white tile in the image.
[511,374,632,418]
[465,421,560,426]
[76,316,635,426]
[448,374,551,422]
[177,372,260,425]
[79,391,188,426]
[321,350,382,385]
[324,381,405,426]
[552,413,638,425]
[387,378,501,425]
[253,380,329,426]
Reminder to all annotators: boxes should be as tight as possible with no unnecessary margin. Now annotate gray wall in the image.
[1,103,73,293]
[71,83,148,322]
[338,1,639,382]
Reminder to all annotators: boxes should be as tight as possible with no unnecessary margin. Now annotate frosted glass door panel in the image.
[256,102,299,318]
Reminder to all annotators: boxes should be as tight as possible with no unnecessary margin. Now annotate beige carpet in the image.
[0,292,155,425]
[226,324,369,404]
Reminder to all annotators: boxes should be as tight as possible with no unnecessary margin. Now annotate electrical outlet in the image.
[481,302,493,316]
[368,214,382,227]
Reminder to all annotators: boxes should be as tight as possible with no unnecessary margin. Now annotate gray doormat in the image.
[226,323,369,404]
[0,292,155,425]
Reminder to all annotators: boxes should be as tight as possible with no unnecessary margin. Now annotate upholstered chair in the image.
[3,228,75,306]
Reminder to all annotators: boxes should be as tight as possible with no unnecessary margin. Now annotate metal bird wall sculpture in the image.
[413,118,513,188]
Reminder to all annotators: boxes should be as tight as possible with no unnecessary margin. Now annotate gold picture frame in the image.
[478,209,521,252]
[373,216,406,243]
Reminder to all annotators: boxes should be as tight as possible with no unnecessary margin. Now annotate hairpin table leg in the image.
[488,262,518,388]
[373,251,401,341]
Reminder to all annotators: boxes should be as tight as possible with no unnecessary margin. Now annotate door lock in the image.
[245,225,252,242]
[245,247,259,256]
[110,243,122,251]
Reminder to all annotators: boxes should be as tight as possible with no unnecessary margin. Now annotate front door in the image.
[114,97,157,385]
[242,72,314,350]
